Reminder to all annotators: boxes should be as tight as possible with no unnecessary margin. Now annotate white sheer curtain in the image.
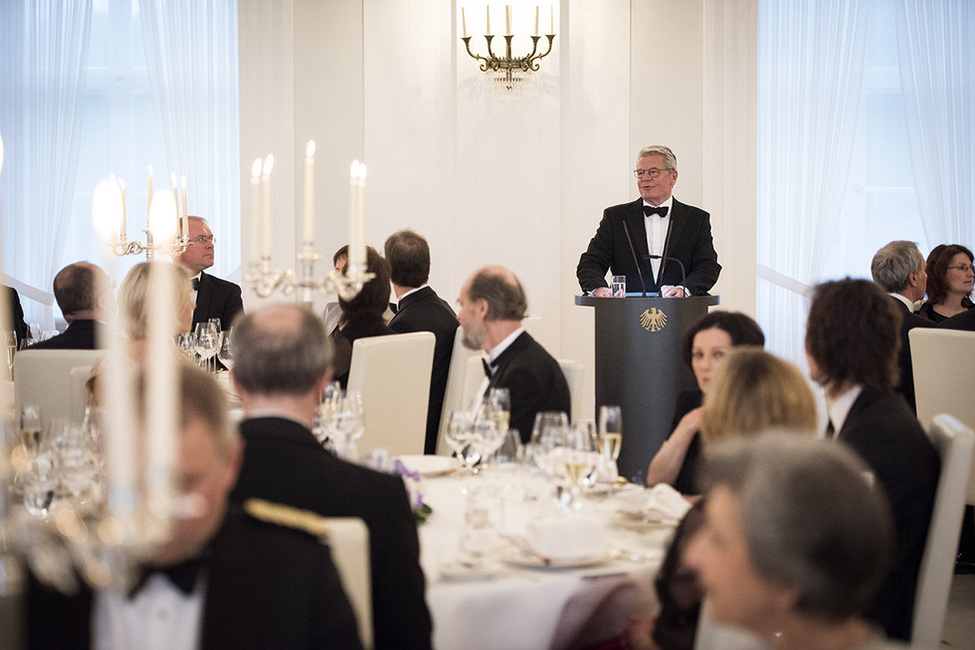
[756,0,868,364]
[895,0,975,247]
[0,0,92,327]
[138,0,241,280]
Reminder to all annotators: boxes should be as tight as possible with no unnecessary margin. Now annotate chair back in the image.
[435,328,479,456]
[912,413,974,648]
[910,328,975,505]
[347,332,435,457]
[558,359,584,423]
[323,517,372,649]
[14,349,103,432]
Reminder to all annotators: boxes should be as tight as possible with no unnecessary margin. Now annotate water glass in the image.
[611,275,626,297]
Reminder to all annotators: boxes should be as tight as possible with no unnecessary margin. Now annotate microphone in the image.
[622,221,648,297]
[647,255,687,296]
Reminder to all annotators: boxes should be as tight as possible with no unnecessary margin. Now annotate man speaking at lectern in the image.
[577,145,720,297]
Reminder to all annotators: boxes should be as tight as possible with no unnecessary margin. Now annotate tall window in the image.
[0,0,239,328]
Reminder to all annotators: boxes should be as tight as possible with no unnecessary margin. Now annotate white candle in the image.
[348,162,361,266]
[506,5,512,35]
[550,4,554,34]
[181,175,188,239]
[535,6,540,36]
[462,7,468,38]
[118,179,126,240]
[250,158,262,262]
[262,155,274,259]
[303,140,316,244]
[170,173,179,238]
[486,5,491,35]
[145,260,176,527]
[147,165,153,230]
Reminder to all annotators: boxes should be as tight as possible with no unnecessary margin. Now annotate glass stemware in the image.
[193,322,219,373]
[5,330,17,380]
[216,327,234,370]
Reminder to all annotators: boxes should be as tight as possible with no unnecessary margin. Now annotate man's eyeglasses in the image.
[633,168,673,179]
[188,236,216,245]
[947,264,974,273]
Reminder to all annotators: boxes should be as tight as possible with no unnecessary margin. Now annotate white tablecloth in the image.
[417,465,676,650]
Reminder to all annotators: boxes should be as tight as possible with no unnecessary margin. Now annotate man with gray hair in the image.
[31,261,113,350]
[457,265,570,443]
[577,145,720,297]
[175,215,243,331]
[870,240,936,412]
[229,304,432,650]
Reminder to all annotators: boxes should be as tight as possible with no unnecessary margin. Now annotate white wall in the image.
[239,0,757,420]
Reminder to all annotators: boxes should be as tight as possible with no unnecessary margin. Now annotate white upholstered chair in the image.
[910,328,975,510]
[435,328,479,456]
[911,413,974,648]
[558,359,584,424]
[323,517,372,649]
[346,332,435,457]
[13,349,103,432]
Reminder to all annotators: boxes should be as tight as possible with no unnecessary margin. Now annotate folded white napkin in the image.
[528,516,608,561]
[643,483,693,520]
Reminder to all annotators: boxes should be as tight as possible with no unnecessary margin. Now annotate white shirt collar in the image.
[643,195,674,211]
[888,292,915,312]
[395,284,427,303]
[488,326,525,365]
[825,384,863,439]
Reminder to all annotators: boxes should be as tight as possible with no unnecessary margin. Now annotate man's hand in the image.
[661,285,686,298]
[592,287,613,298]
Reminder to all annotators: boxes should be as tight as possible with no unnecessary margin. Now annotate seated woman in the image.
[87,261,194,404]
[686,434,900,650]
[919,243,974,322]
[330,246,393,388]
[645,311,764,491]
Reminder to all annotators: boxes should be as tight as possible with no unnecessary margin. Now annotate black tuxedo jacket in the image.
[29,319,100,350]
[836,390,939,641]
[4,285,30,342]
[889,297,937,413]
[193,270,244,331]
[488,332,571,444]
[389,286,459,454]
[27,507,362,649]
[940,307,975,331]
[576,198,721,295]
[231,417,433,650]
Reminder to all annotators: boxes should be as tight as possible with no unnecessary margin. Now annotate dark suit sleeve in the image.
[577,208,617,293]
[221,283,244,330]
[680,210,720,296]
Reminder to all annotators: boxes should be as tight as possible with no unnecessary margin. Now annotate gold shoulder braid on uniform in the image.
[243,498,331,542]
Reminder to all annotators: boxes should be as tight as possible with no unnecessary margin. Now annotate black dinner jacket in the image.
[4,285,30,342]
[488,331,571,444]
[576,197,721,295]
[389,286,459,454]
[193,270,244,331]
[27,506,363,650]
[28,319,100,350]
[888,297,937,413]
[940,307,975,331]
[836,390,939,641]
[231,417,433,650]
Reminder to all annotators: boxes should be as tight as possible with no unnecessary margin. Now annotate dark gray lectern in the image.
[576,294,719,482]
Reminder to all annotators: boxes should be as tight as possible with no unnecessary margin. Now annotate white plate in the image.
[396,454,459,477]
[502,548,611,569]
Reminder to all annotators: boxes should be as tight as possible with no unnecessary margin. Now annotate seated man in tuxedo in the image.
[30,262,113,350]
[385,229,458,454]
[176,216,243,331]
[457,265,570,444]
[870,240,937,412]
[28,362,361,649]
[577,145,720,297]
[229,304,433,650]
[805,278,939,641]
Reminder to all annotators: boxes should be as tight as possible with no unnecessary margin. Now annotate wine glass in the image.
[20,404,43,455]
[484,388,510,433]
[193,322,218,372]
[217,327,234,370]
[528,411,569,475]
[598,406,623,460]
[5,331,17,380]
[444,411,479,472]
[327,390,365,459]
[561,423,601,510]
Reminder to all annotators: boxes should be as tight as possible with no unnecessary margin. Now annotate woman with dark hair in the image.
[330,246,393,388]
[644,311,764,492]
[919,243,974,322]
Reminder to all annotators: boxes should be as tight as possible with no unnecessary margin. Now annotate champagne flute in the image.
[598,405,623,486]
[217,327,234,370]
[207,319,223,372]
[20,405,42,454]
[5,331,17,380]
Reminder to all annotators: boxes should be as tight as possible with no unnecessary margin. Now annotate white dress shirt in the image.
[644,196,674,284]
[94,574,204,650]
[824,383,863,439]
[472,326,525,411]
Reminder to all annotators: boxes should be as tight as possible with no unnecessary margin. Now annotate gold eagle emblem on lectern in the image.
[640,307,667,332]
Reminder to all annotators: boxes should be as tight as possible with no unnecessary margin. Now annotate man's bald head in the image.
[231,304,332,396]
[53,262,112,322]
[463,265,528,322]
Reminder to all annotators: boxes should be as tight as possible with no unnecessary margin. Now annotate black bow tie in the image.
[192,277,200,291]
[643,205,668,218]
[128,556,204,599]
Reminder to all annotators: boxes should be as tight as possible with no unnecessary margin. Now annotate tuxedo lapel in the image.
[193,272,211,325]
[623,200,652,286]
[660,199,687,283]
